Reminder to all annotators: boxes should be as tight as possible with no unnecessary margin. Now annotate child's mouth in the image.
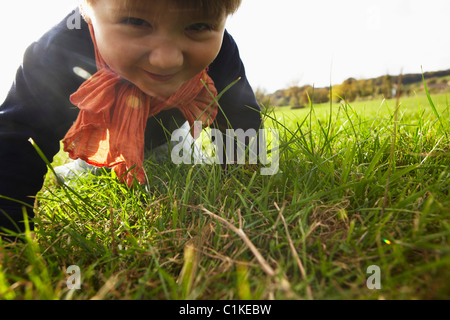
[144,71,177,82]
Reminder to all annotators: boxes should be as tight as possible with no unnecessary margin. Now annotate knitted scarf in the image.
[62,24,218,186]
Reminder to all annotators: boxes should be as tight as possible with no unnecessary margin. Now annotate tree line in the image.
[256,69,450,108]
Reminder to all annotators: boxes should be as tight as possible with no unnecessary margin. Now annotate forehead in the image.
[107,0,223,19]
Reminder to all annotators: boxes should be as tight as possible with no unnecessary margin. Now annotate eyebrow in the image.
[109,5,141,16]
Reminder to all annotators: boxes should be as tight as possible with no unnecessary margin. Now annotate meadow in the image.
[0,88,449,300]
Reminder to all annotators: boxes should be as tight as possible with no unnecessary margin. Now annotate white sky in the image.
[1,0,450,101]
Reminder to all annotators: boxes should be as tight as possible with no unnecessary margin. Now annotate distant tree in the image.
[357,79,374,98]
[313,88,330,104]
[334,78,358,102]
[382,74,393,99]
[286,86,303,101]
[300,86,313,105]
[254,87,270,107]
[271,89,290,107]
[270,68,450,108]
[289,95,303,109]
[301,86,330,105]
[274,96,289,107]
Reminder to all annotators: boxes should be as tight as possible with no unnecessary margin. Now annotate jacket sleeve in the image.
[208,30,262,132]
[0,12,96,233]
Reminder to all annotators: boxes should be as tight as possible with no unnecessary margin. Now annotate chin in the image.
[143,84,183,99]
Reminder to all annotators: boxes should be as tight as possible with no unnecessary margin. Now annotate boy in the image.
[0,0,261,236]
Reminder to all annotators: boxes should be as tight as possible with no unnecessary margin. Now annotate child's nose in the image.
[148,42,183,71]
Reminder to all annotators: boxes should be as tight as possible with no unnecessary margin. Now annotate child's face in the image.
[87,0,227,98]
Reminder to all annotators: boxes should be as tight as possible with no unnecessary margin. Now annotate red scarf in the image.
[62,24,218,186]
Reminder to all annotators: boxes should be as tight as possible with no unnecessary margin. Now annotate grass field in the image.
[0,89,449,300]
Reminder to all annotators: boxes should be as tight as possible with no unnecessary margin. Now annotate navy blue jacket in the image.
[0,11,261,233]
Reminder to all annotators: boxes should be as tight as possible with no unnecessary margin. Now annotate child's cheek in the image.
[190,38,223,70]
[98,41,139,77]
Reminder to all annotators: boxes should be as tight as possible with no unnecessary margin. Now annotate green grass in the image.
[1,91,449,300]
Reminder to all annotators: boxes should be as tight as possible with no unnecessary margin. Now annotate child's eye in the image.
[186,23,213,32]
[121,17,151,27]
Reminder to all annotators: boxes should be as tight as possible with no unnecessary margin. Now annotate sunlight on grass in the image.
[1,92,449,300]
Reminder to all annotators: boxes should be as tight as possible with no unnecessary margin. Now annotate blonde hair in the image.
[82,0,242,18]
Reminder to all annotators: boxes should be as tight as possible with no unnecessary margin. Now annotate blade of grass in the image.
[421,67,448,139]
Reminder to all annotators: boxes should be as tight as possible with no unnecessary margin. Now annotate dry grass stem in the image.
[199,206,294,296]
[274,202,313,300]
[200,206,276,277]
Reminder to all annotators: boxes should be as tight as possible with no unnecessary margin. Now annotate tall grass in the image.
[1,91,449,300]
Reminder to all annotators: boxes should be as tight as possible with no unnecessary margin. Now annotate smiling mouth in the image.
[144,71,177,82]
